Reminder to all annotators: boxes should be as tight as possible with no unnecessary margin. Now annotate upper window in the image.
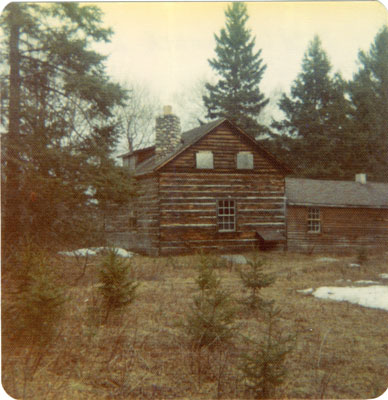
[237,151,253,169]
[196,151,214,169]
[217,199,236,232]
[308,208,321,233]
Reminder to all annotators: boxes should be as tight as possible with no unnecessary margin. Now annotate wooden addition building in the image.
[107,107,388,255]
[285,176,388,253]
[107,107,289,255]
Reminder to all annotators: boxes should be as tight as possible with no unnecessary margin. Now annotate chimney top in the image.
[163,105,173,115]
[355,173,367,184]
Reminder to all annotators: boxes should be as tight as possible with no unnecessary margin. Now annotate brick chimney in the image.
[155,105,181,160]
[355,173,367,184]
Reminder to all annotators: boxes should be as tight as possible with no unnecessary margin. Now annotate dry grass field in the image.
[2,249,388,399]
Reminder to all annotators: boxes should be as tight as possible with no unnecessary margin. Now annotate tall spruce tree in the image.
[0,3,132,249]
[203,2,269,137]
[348,26,388,182]
[272,36,351,178]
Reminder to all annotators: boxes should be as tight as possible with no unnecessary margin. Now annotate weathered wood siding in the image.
[106,176,160,255]
[158,125,286,255]
[287,205,388,253]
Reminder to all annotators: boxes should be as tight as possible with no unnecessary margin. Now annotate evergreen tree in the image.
[239,256,275,311]
[203,2,269,137]
[272,36,351,178]
[0,3,132,248]
[348,26,388,182]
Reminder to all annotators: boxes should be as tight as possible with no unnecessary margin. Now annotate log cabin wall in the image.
[287,205,388,253]
[157,124,286,255]
[106,175,160,255]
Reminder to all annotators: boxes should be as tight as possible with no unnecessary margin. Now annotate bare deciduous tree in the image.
[116,81,161,154]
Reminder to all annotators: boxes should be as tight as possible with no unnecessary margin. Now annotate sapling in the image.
[98,248,139,323]
[185,254,237,349]
[6,246,66,346]
[239,304,294,399]
[239,256,275,310]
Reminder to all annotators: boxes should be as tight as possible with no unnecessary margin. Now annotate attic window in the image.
[308,208,321,233]
[196,151,214,169]
[237,151,253,169]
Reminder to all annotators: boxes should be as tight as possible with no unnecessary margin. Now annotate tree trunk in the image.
[4,3,22,248]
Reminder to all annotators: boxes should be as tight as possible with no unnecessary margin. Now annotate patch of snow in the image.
[58,247,134,258]
[58,248,97,257]
[297,288,314,294]
[312,285,388,311]
[348,263,361,268]
[111,248,134,258]
[335,279,352,283]
[380,274,388,280]
[221,255,247,264]
[316,257,338,263]
[354,280,380,285]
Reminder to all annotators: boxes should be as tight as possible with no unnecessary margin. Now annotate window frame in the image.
[217,199,236,232]
[236,151,254,170]
[195,151,214,169]
[307,207,321,233]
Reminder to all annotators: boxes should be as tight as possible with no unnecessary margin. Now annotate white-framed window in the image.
[196,151,214,169]
[308,208,321,233]
[217,199,236,232]
[237,151,254,169]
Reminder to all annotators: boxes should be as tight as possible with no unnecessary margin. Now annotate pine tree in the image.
[185,254,236,349]
[348,26,388,182]
[239,256,275,311]
[203,2,269,137]
[272,36,351,178]
[98,249,139,324]
[0,3,132,248]
[239,305,293,399]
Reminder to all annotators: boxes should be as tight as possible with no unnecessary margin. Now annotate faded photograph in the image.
[1,2,387,399]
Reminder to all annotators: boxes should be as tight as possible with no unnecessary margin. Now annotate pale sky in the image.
[93,1,388,106]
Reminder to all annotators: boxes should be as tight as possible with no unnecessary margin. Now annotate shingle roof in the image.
[286,177,388,208]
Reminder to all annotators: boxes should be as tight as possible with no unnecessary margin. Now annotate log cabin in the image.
[107,106,290,255]
[106,107,388,255]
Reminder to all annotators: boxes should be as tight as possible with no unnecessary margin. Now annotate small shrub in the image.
[239,256,275,310]
[185,254,237,349]
[239,304,294,399]
[5,247,66,346]
[195,253,221,293]
[98,248,139,323]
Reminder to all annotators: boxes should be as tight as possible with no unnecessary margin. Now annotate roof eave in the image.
[287,201,388,209]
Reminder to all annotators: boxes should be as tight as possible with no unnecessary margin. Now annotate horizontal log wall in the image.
[158,125,286,255]
[287,205,388,253]
[106,176,160,255]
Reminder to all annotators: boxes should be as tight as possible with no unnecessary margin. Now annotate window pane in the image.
[196,151,214,169]
[237,152,254,169]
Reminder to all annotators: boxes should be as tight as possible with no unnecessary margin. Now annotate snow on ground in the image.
[316,257,338,263]
[221,254,247,264]
[312,285,388,311]
[354,280,381,285]
[58,247,134,258]
[297,288,314,294]
[380,274,388,280]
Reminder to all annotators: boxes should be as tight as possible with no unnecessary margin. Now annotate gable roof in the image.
[286,177,388,209]
[134,118,290,176]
